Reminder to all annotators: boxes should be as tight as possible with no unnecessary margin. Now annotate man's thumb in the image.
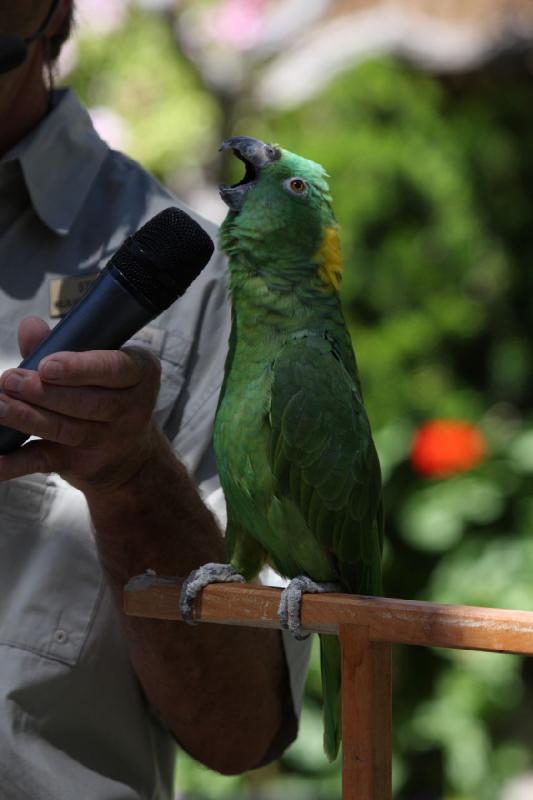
[18,316,51,359]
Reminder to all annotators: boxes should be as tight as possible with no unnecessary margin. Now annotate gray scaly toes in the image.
[278,576,341,640]
[179,562,245,624]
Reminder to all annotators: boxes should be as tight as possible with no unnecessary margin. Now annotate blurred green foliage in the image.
[68,8,533,799]
[71,8,219,175]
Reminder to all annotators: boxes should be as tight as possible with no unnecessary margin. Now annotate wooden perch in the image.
[124,575,533,656]
[124,576,533,800]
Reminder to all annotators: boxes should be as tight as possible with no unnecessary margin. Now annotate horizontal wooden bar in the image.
[124,575,533,656]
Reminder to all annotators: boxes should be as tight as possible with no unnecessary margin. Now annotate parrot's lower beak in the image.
[219,136,281,211]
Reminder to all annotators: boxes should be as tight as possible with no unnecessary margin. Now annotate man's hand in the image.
[0,316,162,491]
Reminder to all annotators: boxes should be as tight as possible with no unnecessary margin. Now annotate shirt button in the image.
[54,629,68,644]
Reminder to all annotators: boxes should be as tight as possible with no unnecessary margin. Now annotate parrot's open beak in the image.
[219,136,281,211]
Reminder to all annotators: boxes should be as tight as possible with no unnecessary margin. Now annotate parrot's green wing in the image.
[269,334,383,596]
[269,333,383,761]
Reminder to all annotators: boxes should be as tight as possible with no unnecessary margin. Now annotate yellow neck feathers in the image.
[314,225,343,291]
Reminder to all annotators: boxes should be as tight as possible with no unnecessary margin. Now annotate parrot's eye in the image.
[283,177,308,197]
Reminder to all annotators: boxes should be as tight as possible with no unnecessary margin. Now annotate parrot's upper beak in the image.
[219,136,281,211]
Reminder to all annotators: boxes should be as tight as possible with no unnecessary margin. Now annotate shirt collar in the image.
[2,89,108,236]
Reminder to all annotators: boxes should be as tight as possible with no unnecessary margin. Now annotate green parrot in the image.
[180,136,384,762]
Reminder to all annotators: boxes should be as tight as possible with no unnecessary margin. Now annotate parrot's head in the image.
[219,136,342,292]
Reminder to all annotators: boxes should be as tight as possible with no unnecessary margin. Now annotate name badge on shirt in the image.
[49,273,100,318]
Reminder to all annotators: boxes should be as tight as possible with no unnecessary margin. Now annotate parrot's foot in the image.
[278,576,341,640]
[179,562,245,624]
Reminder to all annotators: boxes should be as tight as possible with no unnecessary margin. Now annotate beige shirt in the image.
[0,89,310,800]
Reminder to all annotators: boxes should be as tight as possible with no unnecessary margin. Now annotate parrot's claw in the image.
[179,562,245,624]
[278,576,341,640]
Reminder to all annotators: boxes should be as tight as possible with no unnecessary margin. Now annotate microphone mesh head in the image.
[109,207,214,312]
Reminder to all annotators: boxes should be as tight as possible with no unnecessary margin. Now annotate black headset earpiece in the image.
[0,0,61,75]
[0,34,28,73]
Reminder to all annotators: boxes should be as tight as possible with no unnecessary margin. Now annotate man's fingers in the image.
[0,441,63,481]
[18,316,51,359]
[0,394,106,447]
[37,346,161,389]
[16,320,160,392]
[0,370,130,422]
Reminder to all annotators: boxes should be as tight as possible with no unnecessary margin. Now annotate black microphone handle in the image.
[0,269,157,455]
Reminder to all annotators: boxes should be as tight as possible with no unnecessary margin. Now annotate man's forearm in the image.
[85,425,292,775]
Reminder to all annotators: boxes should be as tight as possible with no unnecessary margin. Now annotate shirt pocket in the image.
[0,475,104,666]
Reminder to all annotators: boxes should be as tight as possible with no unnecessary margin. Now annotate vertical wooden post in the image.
[340,625,392,800]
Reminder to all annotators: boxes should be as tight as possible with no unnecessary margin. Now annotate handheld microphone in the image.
[0,207,214,455]
[0,0,60,74]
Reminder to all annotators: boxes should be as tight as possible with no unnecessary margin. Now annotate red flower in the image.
[411,420,486,478]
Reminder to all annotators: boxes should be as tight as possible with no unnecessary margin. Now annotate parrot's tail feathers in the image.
[320,633,342,761]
